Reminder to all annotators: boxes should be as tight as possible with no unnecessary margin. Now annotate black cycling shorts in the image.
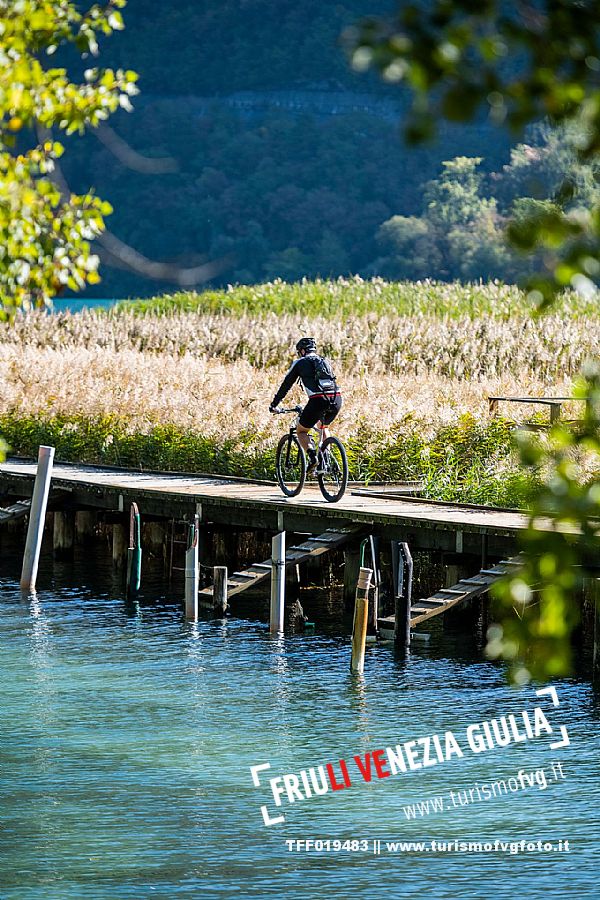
[299,394,342,428]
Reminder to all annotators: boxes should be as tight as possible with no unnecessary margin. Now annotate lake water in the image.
[1,540,598,899]
[50,298,119,313]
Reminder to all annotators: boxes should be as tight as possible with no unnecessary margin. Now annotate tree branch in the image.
[36,124,233,287]
[95,123,179,174]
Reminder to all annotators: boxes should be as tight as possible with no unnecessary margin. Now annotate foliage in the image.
[0,408,536,506]
[374,157,510,280]
[89,0,393,96]
[347,0,600,305]
[490,365,600,682]
[0,0,137,317]
[77,103,598,295]
[348,1,600,681]
[67,102,505,296]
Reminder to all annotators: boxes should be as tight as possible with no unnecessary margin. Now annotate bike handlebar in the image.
[271,406,303,415]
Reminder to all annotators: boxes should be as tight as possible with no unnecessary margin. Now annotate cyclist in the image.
[269,337,342,471]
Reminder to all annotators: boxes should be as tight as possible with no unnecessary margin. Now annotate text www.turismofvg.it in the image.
[401,760,566,820]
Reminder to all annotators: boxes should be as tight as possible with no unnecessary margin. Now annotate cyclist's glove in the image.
[269,404,276,413]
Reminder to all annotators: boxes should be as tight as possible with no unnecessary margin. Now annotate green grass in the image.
[0,411,539,508]
[113,277,590,320]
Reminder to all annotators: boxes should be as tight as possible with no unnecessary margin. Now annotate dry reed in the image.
[1,308,596,382]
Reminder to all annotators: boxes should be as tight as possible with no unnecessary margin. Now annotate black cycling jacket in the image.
[271,353,341,408]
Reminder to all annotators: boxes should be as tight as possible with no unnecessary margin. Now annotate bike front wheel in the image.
[276,433,307,497]
[317,436,348,503]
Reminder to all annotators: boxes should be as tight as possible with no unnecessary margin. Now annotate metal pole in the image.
[20,445,55,592]
[270,531,286,633]
[392,541,412,652]
[213,565,228,616]
[185,515,199,620]
[351,567,373,673]
[367,534,380,632]
[126,502,142,600]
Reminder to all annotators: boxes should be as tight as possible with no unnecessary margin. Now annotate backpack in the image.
[311,355,338,403]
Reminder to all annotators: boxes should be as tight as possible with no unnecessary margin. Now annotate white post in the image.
[351,567,373,674]
[20,445,55,592]
[270,531,286,633]
[185,515,199,620]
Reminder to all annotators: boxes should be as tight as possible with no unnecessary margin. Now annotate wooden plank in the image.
[412,599,448,609]
[0,499,31,523]
[0,491,65,523]
[410,594,467,626]
[377,554,523,631]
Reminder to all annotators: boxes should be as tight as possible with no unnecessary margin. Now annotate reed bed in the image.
[113,277,594,320]
[0,343,570,504]
[0,345,578,433]
[3,308,597,381]
[2,282,594,504]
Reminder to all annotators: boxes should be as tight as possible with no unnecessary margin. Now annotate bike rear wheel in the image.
[276,433,307,497]
[317,436,348,503]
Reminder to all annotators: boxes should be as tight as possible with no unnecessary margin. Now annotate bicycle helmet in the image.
[296,337,317,353]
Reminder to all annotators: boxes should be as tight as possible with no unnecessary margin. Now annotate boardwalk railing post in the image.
[270,531,286,633]
[351,567,373,674]
[20,445,55,592]
[126,502,142,600]
[185,515,199,620]
[392,541,412,652]
[213,566,228,617]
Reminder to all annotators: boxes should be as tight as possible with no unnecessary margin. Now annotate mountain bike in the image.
[272,405,349,502]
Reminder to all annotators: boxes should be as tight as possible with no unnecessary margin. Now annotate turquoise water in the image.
[50,298,118,313]
[1,546,598,899]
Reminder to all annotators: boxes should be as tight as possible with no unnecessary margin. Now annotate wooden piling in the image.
[213,566,228,616]
[75,510,96,543]
[20,445,55,592]
[143,522,165,559]
[270,531,285,633]
[112,522,128,568]
[343,546,361,609]
[53,509,74,559]
[184,515,199,620]
[351,567,372,674]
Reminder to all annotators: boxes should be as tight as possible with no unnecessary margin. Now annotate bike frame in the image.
[274,406,329,453]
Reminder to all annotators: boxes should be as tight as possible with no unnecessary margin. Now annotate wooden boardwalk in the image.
[0,458,531,557]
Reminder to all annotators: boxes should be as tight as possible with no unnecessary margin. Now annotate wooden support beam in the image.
[75,510,97,543]
[213,566,228,617]
[112,522,127,568]
[53,510,75,559]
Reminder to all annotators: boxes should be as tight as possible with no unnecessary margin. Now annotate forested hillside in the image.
[60,0,589,297]
[89,0,395,95]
